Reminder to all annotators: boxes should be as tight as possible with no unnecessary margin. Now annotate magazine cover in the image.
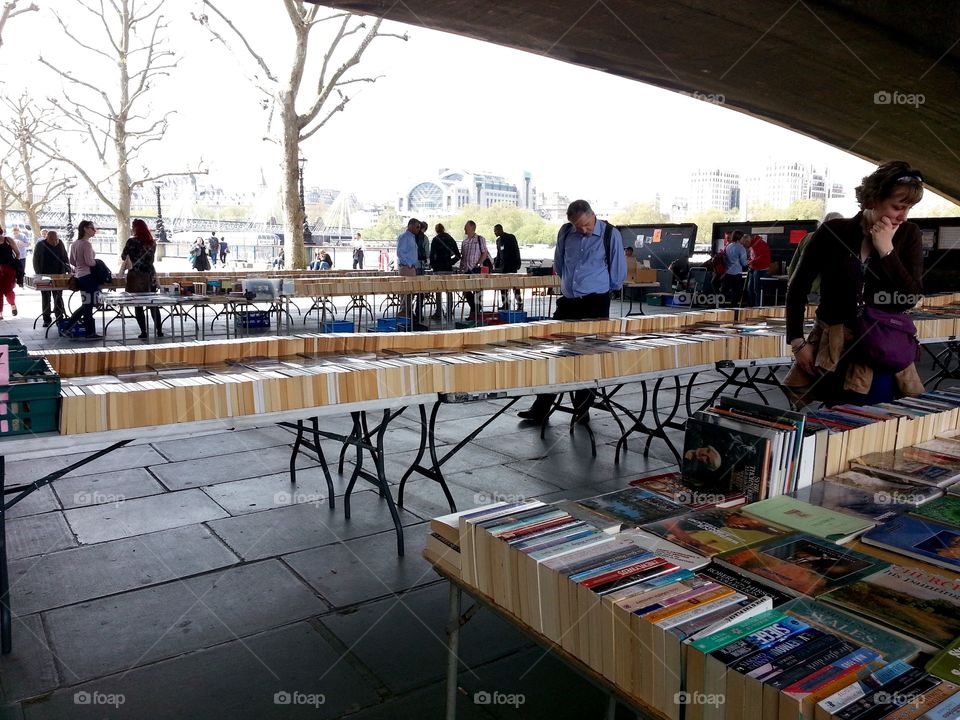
[717,534,887,597]
[861,514,960,571]
[682,416,770,502]
[821,565,960,649]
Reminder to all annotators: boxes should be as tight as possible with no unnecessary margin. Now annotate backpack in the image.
[557,220,616,274]
[92,258,113,285]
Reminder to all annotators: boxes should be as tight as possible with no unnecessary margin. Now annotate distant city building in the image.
[399,169,532,216]
[743,161,846,210]
[536,191,571,222]
[688,169,741,214]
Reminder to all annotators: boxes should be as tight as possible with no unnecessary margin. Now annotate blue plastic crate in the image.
[376,317,411,332]
[498,311,528,323]
[56,319,87,337]
[323,320,354,333]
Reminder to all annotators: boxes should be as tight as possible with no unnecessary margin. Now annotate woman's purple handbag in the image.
[856,306,919,373]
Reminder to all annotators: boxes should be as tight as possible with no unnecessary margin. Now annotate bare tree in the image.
[0,1,38,51]
[38,0,203,246]
[194,1,406,268]
[0,92,71,237]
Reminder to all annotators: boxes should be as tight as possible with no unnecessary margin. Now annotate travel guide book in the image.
[821,564,960,651]
[715,534,888,597]
[861,514,960,572]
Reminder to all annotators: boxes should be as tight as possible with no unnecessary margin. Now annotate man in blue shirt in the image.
[518,199,627,423]
[721,231,748,307]
[396,218,420,321]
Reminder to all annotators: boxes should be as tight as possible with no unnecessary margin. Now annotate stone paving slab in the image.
[44,559,327,684]
[21,621,379,720]
[63,488,229,544]
[0,615,59,704]
[319,583,531,696]
[4,486,59,520]
[283,528,438,609]
[206,490,425,561]
[8,524,239,616]
[52,468,164,510]
[200,466,352,516]
[148,445,320,491]
[149,425,296,462]
[6,513,76,561]
[6,445,168,483]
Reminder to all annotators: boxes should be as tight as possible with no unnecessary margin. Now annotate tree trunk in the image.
[280,90,305,269]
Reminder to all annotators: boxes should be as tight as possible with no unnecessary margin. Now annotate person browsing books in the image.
[121,219,164,340]
[63,220,102,339]
[785,161,925,407]
[518,199,626,424]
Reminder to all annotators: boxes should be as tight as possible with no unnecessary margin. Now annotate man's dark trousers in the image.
[525,292,611,419]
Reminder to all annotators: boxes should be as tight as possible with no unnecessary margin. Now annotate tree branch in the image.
[0,1,38,51]
[131,168,207,190]
[194,0,277,83]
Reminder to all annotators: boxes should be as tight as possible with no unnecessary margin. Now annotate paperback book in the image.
[640,508,789,557]
[861,514,960,572]
[575,487,690,528]
[742,495,874,544]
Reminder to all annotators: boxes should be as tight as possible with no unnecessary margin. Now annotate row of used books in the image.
[424,401,960,719]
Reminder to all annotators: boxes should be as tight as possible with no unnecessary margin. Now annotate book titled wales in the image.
[575,486,690,528]
[681,415,770,502]
[821,565,960,651]
[715,534,888,597]
[861,514,960,572]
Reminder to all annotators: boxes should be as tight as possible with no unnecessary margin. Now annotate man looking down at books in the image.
[785,161,925,406]
[518,199,626,424]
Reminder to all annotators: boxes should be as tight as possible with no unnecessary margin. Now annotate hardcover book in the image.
[715,534,888,597]
[681,415,771,502]
[742,495,874,544]
[861,514,960,572]
[640,507,789,557]
[820,564,960,650]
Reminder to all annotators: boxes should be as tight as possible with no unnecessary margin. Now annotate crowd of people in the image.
[394,216,524,325]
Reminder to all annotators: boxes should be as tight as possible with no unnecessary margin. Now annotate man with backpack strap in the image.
[518,199,626,424]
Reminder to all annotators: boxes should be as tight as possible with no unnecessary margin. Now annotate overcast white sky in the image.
[1,1,946,215]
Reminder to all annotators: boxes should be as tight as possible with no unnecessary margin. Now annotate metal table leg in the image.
[445,582,462,720]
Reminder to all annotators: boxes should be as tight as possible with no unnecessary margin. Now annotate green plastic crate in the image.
[5,357,61,401]
[0,396,59,436]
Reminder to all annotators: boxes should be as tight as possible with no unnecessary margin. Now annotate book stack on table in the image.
[426,394,960,720]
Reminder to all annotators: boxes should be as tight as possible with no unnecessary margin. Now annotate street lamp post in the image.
[64,194,74,241]
[297,156,307,213]
[154,182,168,243]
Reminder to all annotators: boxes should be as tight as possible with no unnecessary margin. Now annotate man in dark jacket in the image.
[493,224,522,310]
[428,222,461,321]
[32,230,70,326]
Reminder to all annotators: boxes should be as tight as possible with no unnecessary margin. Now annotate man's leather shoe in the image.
[517,409,547,422]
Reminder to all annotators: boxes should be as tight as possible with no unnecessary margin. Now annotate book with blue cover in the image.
[861,514,960,571]
[575,487,690,528]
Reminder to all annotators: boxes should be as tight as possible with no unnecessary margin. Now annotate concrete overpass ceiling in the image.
[311,0,960,203]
